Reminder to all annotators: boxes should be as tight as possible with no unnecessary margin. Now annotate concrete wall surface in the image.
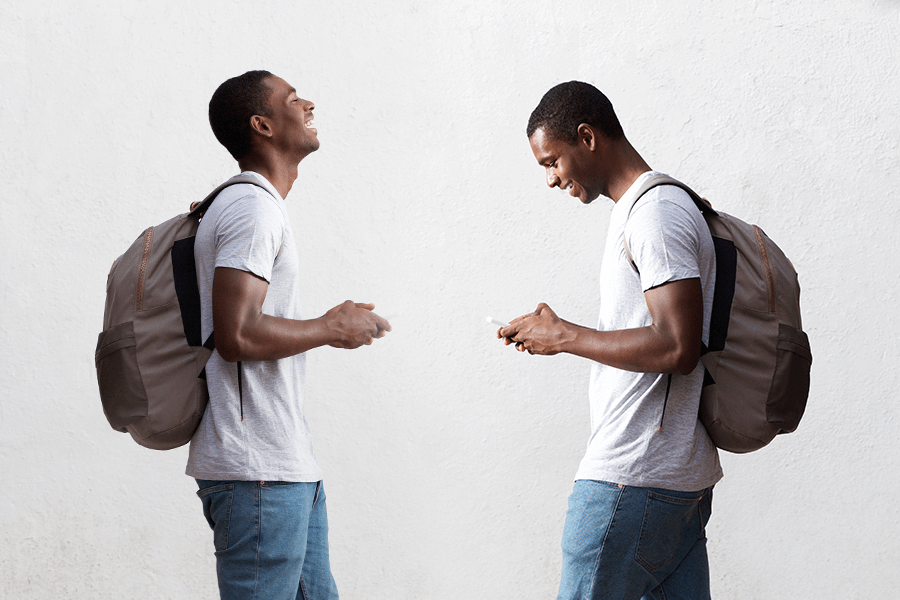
[2,1,898,598]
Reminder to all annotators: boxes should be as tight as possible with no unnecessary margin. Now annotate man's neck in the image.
[238,156,300,200]
[604,139,652,203]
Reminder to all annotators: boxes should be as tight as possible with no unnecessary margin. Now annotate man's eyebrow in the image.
[287,87,297,99]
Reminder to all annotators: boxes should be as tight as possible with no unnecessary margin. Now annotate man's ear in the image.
[577,123,597,152]
[249,115,274,139]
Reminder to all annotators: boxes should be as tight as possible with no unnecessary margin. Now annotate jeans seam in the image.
[220,490,232,551]
[697,488,710,539]
[588,483,625,593]
[253,482,261,600]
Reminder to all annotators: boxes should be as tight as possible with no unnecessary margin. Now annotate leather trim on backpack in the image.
[135,226,154,312]
[753,225,776,313]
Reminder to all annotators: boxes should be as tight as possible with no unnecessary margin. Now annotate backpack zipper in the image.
[753,225,776,313]
[135,226,154,311]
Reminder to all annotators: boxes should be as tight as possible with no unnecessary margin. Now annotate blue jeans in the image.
[196,479,339,600]
[557,480,713,600]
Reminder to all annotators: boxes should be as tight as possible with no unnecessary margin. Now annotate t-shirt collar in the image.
[240,170,285,203]
[613,170,661,215]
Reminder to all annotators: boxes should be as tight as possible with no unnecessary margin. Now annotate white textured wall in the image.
[2,1,898,598]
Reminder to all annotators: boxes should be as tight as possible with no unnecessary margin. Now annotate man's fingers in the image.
[501,316,529,335]
[509,313,531,326]
[373,314,391,333]
[355,302,375,311]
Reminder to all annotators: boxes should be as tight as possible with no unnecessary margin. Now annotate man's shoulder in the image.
[626,189,702,241]
[207,183,284,229]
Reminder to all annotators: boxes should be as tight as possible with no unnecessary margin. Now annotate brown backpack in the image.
[95,175,264,450]
[625,174,812,453]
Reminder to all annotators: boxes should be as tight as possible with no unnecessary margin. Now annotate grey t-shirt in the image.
[185,171,323,482]
[574,171,723,491]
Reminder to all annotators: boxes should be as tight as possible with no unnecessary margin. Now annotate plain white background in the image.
[1,1,898,598]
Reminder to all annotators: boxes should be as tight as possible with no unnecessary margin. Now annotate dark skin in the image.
[497,125,702,376]
[213,75,389,363]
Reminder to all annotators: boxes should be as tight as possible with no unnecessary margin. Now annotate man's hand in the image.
[497,303,576,355]
[324,301,391,349]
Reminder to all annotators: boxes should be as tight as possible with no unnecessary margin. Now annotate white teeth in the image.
[306,119,315,128]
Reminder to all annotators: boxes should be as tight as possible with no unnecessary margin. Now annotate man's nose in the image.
[546,169,559,188]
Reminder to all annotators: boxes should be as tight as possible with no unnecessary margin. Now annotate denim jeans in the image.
[557,480,713,600]
[196,479,339,600]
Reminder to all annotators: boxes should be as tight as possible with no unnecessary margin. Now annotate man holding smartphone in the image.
[499,81,722,600]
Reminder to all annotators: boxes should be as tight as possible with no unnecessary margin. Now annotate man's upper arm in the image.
[211,267,269,361]
[643,278,703,374]
[208,193,282,360]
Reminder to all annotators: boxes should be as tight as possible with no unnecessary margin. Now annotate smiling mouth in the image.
[305,118,316,131]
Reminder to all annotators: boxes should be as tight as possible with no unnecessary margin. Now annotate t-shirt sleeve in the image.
[212,194,284,282]
[624,192,703,292]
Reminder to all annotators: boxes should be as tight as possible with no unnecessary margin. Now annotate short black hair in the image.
[208,70,274,160]
[527,81,624,144]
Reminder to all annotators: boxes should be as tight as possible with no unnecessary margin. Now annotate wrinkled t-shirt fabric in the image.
[575,171,723,492]
[186,171,322,482]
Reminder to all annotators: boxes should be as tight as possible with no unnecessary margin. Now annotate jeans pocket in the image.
[635,491,703,573]
[197,483,234,551]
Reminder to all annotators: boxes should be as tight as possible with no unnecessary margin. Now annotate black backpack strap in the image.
[237,361,244,421]
[658,373,673,431]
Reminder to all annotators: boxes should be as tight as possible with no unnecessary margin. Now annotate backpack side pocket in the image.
[95,321,148,431]
[767,323,812,433]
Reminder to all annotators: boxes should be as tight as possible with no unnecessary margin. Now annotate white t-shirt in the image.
[186,171,323,482]
[574,171,723,492]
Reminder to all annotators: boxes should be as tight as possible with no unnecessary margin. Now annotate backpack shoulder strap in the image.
[188,174,272,217]
[622,173,716,272]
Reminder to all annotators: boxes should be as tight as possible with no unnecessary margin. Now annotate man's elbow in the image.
[671,346,701,375]
[215,332,246,363]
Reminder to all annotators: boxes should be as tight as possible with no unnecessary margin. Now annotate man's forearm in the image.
[559,321,698,375]
[216,313,337,362]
